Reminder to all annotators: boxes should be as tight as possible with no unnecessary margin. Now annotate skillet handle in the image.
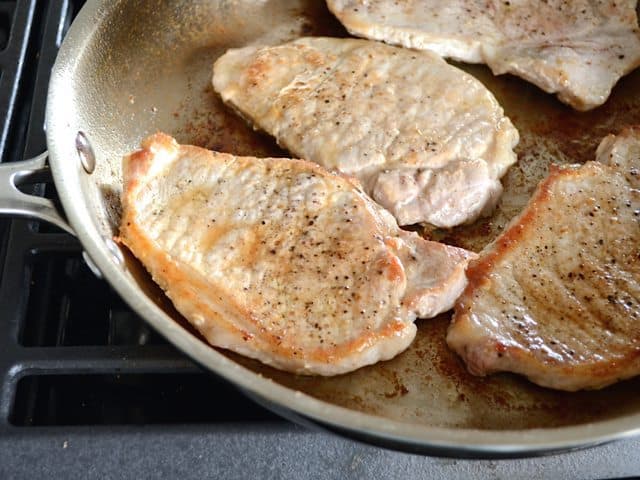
[0,151,75,235]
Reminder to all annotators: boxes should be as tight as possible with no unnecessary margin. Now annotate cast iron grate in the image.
[0,0,279,431]
[0,0,26,164]
[0,1,15,51]
[11,373,276,426]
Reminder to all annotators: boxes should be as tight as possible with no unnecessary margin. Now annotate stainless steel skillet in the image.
[2,0,640,458]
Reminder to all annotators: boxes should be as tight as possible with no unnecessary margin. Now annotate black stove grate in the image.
[0,0,32,164]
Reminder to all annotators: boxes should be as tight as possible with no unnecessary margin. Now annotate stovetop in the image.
[0,2,639,479]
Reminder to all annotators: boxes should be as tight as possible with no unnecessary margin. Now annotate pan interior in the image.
[52,0,640,432]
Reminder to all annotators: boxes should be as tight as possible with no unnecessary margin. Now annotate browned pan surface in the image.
[50,0,640,440]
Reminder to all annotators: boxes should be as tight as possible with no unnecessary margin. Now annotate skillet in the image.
[2,0,640,457]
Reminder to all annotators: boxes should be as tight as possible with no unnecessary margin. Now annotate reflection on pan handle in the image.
[0,151,75,235]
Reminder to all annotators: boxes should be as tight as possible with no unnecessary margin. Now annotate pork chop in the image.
[119,133,475,375]
[327,0,640,111]
[212,37,519,228]
[446,127,640,391]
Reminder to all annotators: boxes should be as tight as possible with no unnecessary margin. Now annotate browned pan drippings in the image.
[197,5,640,430]
[62,0,640,437]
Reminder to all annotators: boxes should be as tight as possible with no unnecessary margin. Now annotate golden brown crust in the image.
[461,164,576,292]
[119,134,476,374]
[121,214,411,365]
[449,151,640,390]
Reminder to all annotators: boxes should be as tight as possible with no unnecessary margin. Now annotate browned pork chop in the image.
[120,133,475,375]
[327,0,640,111]
[447,127,640,391]
[213,37,518,228]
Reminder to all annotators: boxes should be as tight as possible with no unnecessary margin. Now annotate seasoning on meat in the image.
[213,37,519,228]
[119,133,476,375]
[327,0,640,111]
[447,127,640,391]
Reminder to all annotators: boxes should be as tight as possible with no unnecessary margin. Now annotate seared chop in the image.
[213,37,519,228]
[327,0,640,111]
[120,133,475,375]
[447,127,640,391]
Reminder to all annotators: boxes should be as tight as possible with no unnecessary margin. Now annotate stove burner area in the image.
[0,2,13,51]
[0,1,639,479]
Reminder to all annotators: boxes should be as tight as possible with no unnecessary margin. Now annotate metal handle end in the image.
[0,152,75,235]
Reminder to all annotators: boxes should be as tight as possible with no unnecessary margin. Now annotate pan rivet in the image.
[82,251,103,279]
[76,131,96,174]
[104,237,125,266]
